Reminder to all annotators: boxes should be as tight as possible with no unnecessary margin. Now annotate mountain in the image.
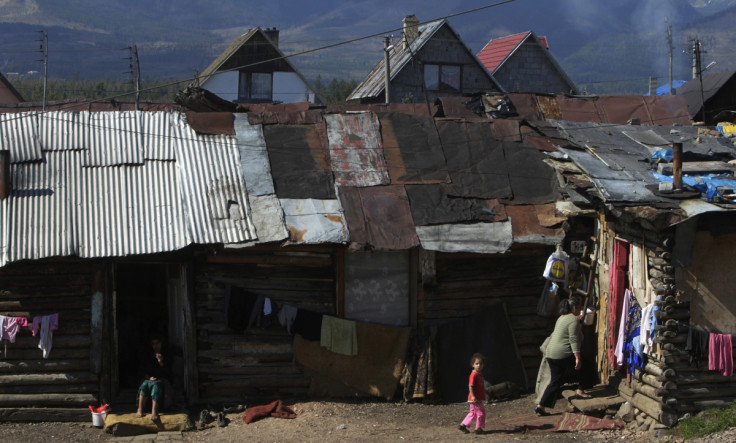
[1,0,735,94]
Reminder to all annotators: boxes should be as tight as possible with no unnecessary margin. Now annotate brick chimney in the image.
[402,15,420,50]
[263,27,279,47]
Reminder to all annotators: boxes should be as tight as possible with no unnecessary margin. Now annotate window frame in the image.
[238,71,273,102]
[423,63,463,92]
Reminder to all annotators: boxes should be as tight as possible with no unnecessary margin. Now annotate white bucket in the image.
[583,308,595,326]
[91,411,106,428]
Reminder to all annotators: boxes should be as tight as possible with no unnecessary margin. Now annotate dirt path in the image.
[0,394,700,442]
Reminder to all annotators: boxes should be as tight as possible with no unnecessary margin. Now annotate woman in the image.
[535,296,590,416]
[136,334,172,420]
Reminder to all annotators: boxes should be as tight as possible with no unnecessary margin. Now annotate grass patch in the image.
[675,402,736,440]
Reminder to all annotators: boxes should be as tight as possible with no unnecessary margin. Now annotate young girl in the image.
[458,353,486,435]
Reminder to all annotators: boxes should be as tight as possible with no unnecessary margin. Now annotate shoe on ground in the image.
[216,411,227,428]
[458,424,470,433]
[198,409,210,429]
[534,406,550,416]
[474,429,485,435]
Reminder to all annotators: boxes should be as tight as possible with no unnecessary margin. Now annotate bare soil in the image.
[0,394,730,442]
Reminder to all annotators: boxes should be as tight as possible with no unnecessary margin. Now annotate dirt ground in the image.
[0,393,734,442]
[2,393,728,443]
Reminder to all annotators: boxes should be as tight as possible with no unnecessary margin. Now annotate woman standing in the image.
[535,296,590,415]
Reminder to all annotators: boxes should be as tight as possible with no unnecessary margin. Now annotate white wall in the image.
[202,71,239,102]
[202,71,315,104]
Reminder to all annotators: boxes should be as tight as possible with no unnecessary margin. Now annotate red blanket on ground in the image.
[244,400,296,424]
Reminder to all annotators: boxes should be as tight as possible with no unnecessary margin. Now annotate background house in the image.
[0,73,23,104]
[347,15,503,104]
[676,69,736,125]
[477,31,577,95]
[195,28,321,105]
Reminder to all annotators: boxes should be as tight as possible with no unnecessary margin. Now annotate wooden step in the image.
[562,385,624,415]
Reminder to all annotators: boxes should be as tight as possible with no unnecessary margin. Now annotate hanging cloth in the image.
[31,313,59,359]
[607,240,629,369]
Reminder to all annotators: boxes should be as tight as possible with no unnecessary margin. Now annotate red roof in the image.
[477,31,549,74]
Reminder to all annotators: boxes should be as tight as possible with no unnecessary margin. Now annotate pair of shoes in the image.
[457,424,470,434]
[474,429,486,435]
[216,411,227,428]
[198,409,210,430]
[572,392,593,399]
[534,406,550,416]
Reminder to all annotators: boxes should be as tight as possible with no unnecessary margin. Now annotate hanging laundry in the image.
[613,289,632,368]
[31,313,59,359]
[623,296,644,378]
[640,303,655,354]
[686,325,710,368]
[278,304,298,334]
[708,333,733,377]
[0,315,28,357]
[607,240,629,368]
[320,315,358,356]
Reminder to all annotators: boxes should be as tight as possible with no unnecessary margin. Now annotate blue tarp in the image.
[652,171,736,202]
[644,80,687,96]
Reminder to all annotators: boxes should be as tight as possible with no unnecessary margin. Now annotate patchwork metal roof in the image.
[0,111,255,267]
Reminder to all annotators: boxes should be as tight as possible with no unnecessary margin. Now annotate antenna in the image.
[37,31,48,111]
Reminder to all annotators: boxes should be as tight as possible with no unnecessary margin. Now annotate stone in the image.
[615,402,635,422]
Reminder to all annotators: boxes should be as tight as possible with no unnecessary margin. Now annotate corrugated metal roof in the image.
[0,110,256,267]
[40,111,87,151]
[86,112,144,166]
[1,112,42,162]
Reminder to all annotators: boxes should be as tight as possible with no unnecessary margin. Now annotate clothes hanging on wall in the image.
[320,315,358,356]
[613,289,631,369]
[607,240,629,369]
[685,325,710,368]
[31,313,59,359]
[708,333,733,377]
[292,309,323,341]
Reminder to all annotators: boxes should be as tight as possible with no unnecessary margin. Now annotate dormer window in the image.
[424,64,461,92]
[238,72,273,102]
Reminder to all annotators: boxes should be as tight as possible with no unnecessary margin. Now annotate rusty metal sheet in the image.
[505,204,564,245]
[280,198,347,244]
[325,113,389,187]
[558,96,603,123]
[491,119,521,142]
[536,95,563,120]
[641,95,692,126]
[184,111,234,135]
[415,222,513,253]
[437,120,511,199]
[507,93,545,120]
[326,103,437,117]
[526,135,558,152]
[405,184,503,225]
[238,194,288,245]
[262,123,334,199]
[246,108,324,125]
[378,112,449,184]
[339,185,419,250]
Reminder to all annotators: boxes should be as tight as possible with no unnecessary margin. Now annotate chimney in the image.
[672,142,683,191]
[263,27,279,47]
[402,15,420,50]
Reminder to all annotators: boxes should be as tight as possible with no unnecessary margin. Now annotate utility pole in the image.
[692,39,701,80]
[666,17,673,95]
[383,36,391,104]
[37,31,48,111]
[127,43,141,110]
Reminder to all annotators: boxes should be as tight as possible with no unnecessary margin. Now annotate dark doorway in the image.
[115,263,168,390]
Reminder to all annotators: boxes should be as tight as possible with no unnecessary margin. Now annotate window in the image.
[238,72,273,102]
[344,251,410,326]
[424,64,461,92]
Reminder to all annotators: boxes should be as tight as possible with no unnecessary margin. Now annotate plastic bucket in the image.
[91,411,106,428]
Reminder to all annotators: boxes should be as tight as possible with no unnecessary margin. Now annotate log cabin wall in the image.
[0,259,105,419]
[421,244,557,389]
[193,245,337,404]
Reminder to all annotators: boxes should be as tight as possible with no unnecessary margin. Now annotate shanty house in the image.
[2,90,735,429]
[477,31,577,95]
[347,15,503,104]
[195,28,321,105]
[676,69,736,126]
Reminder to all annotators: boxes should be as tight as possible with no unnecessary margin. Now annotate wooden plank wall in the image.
[0,260,101,411]
[194,245,336,404]
[422,245,557,389]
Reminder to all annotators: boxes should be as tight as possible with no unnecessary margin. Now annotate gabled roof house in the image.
[477,31,577,94]
[347,15,503,104]
[196,27,321,105]
[676,69,736,125]
[0,72,24,104]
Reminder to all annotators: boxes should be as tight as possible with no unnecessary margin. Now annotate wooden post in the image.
[672,142,683,190]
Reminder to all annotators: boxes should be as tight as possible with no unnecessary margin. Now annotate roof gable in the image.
[348,19,503,101]
[0,72,23,104]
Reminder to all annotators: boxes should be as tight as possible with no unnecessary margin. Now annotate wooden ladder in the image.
[575,236,598,310]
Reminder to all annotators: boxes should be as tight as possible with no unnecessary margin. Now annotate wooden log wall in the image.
[0,259,102,420]
[422,245,557,389]
[193,245,337,404]
[611,219,736,426]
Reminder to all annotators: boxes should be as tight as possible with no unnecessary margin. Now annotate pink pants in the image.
[461,401,485,430]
